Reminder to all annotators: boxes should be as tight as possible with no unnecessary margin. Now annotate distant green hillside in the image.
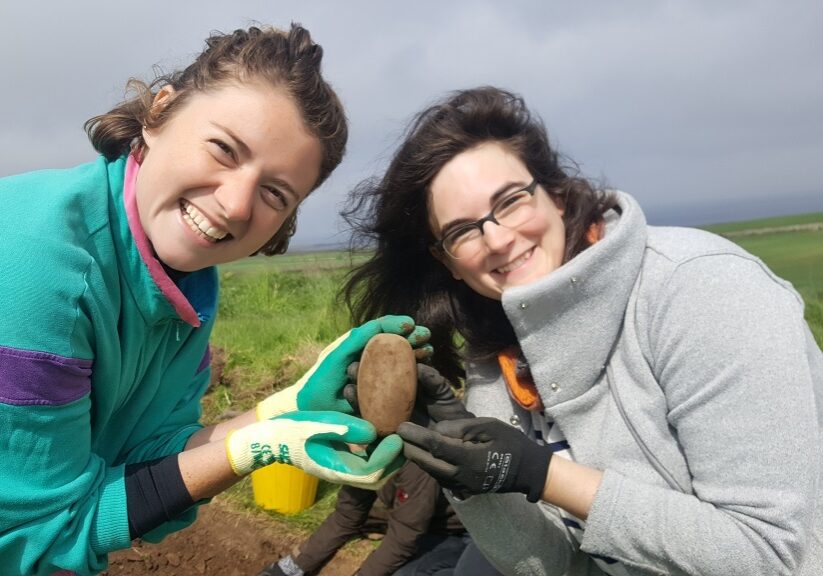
[220,250,368,274]
[702,212,823,235]
[698,213,823,298]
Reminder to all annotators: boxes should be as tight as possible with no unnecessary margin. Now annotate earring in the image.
[129,138,145,164]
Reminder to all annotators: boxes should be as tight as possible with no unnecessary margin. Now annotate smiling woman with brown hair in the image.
[0,24,426,576]
[342,86,823,576]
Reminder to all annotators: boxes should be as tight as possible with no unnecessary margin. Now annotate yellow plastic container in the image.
[251,463,319,514]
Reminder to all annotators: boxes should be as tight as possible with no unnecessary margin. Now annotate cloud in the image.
[2,0,821,246]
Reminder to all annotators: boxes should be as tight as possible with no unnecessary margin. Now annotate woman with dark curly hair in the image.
[0,24,422,575]
[342,87,823,575]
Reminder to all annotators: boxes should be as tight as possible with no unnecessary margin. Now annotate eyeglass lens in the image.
[444,187,536,259]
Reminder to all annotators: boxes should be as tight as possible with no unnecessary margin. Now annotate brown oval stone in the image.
[357,333,417,437]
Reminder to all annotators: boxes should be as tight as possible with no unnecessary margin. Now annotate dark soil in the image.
[103,496,372,576]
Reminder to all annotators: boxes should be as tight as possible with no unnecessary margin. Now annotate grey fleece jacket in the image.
[449,192,823,576]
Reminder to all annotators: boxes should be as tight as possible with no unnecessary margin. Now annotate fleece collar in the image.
[108,155,216,328]
[501,191,647,408]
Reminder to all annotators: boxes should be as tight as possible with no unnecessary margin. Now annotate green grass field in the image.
[207,264,356,529]
[207,267,350,414]
[210,213,823,527]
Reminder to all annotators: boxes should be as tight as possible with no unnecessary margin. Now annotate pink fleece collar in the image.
[123,155,201,327]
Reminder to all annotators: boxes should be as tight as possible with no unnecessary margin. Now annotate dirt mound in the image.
[103,496,371,576]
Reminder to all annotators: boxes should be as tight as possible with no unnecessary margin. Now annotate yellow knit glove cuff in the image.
[255,384,300,421]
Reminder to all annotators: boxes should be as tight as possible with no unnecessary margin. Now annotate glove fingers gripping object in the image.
[227,411,405,490]
[257,315,432,420]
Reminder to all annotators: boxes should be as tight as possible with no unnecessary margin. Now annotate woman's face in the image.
[428,141,566,300]
[137,82,322,272]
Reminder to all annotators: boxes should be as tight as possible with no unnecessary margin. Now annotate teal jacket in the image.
[0,156,218,575]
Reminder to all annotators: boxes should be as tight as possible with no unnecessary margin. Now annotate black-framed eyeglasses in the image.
[434,179,539,260]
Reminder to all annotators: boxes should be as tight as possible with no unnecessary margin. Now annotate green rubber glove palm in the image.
[226,411,405,490]
[257,315,432,420]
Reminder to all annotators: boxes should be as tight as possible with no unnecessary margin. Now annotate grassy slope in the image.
[207,259,359,530]
[206,267,353,419]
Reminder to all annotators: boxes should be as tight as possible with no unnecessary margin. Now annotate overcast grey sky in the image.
[1,1,821,247]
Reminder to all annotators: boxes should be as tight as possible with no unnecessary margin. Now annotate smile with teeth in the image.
[181,200,229,243]
[496,247,534,274]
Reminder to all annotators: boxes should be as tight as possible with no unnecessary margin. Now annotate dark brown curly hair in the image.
[341,87,617,383]
[85,24,348,256]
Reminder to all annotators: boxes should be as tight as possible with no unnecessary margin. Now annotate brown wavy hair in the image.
[84,24,348,255]
[341,87,618,382]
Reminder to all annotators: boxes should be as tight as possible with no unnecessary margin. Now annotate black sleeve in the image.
[295,484,378,572]
[124,453,195,539]
[359,462,440,576]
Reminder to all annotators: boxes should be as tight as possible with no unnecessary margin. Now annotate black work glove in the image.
[397,417,552,503]
[344,362,473,426]
[413,363,474,423]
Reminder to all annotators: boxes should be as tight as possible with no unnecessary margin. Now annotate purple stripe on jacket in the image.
[0,345,92,406]
[196,346,211,375]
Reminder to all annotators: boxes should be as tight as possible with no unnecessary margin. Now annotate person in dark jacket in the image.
[257,461,463,576]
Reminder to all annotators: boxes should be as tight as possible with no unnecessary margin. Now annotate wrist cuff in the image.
[225,430,252,476]
[125,454,195,539]
[522,446,553,503]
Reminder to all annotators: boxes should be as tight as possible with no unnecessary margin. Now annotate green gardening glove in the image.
[226,411,404,490]
[256,315,432,420]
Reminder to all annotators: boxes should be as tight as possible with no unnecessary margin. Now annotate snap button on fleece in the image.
[509,414,520,426]
[519,302,528,310]
[550,382,560,391]
[570,277,579,284]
